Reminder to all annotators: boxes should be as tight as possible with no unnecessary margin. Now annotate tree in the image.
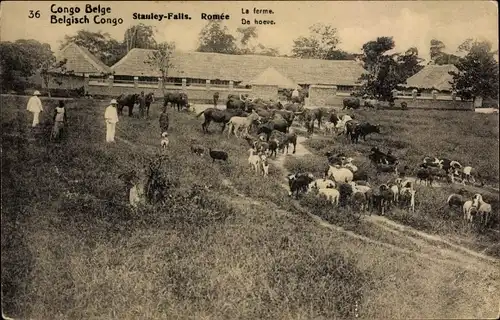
[396,47,425,83]
[429,39,460,65]
[291,23,340,59]
[253,44,280,57]
[357,37,400,101]
[124,24,158,52]
[0,40,56,92]
[40,58,70,97]
[197,21,237,54]
[449,40,499,104]
[60,30,126,66]
[236,26,257,54]
[325,50,357,60]
[146,42,176,95]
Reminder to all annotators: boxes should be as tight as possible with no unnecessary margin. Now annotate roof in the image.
[403,64,458,91]
[111,49,367,86]
[249,67,298,89]
[55,43,112,75]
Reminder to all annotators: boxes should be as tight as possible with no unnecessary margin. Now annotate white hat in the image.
[34,90,40,95]
[110,99,117,104]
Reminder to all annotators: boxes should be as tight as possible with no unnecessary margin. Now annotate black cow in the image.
[196,108,246,133]
[342,97,361,110]
[273,110,297,132]
[164,92,189,112]
[270,130,297,154]
[348,122,381,143]
[117,93,140,116]
[256,119,288,141]
[287,172,315,198]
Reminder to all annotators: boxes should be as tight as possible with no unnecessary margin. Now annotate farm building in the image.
[402,64,458,93]
[43,43,112,90]
[110,49,366,92]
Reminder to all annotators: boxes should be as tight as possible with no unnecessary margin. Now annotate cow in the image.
[283,102,304,113]
[270,130,298,154]
[347,121,381,143]
[273,110,297,132]
[196,108,246,133]
[164,92,189,112]
[342,97,361,110]
[226,98,251,111]
[364,98,380,109]
[256,119,289,141]
[296,108,329,134]
[116,93,140,117]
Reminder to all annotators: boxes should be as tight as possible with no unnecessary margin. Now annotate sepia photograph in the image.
[1,1,499,319]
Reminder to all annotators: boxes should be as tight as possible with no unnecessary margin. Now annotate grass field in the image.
[1,95,499,319]
[284,108,500,256]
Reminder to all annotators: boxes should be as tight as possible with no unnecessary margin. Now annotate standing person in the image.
[51,100,67,141]
[213,92,219,107]
[26,90,43,127]
[104,99,119,143]
[138,91,146,119]
[159,109,169,133]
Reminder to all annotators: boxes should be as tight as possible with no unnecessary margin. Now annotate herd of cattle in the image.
[115,91,494,227]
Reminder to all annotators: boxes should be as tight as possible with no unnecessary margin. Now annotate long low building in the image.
[110,49,367,91]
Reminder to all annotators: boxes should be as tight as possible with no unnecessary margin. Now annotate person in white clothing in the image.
[104,99,119,143]
[26,90,43,127]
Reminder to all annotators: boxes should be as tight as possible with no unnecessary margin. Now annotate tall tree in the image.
[429,39,460,65]
[291,23,340,59]
[449,40,499,104]
[396,47,425,82]
[60,30,126,66]
[146,42,176,95]
[197,21,237,54]
[0,40,57,92]
[357,37,400,101]
[124,24,158,52]
[40,58,69,97]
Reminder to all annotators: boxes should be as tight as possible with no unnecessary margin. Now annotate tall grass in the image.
[284,108,500,257]
[1,96,373,319]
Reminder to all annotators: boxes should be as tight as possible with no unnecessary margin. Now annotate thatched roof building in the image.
[111,49,366,87]
[55,43,112,76]
[402,64,458,91]
[249,67,299,89]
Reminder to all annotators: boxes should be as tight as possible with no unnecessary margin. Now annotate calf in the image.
[209,148,228,162]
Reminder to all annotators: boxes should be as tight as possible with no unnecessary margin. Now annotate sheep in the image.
[209,148,228,162]
[317,188,340,205]
[343,157,358,173]
[260,154,269,177]
[447,194,465,210]
[389,183,399,203]
[463,200,477,223]
[472,194,492,226]
[248,148,261,173]
[309,178,336,191]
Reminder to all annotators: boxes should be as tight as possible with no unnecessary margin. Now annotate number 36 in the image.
[28,10,40,18]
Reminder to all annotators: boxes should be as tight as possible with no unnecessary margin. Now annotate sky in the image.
[0,1,498,62]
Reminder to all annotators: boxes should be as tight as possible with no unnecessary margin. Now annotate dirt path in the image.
[268,133,499,271]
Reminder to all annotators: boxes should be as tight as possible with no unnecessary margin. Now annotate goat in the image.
[463,200,477,223]
[447,194,465,210]
[248,148,261,173]
[209,148,228,162]
[261,154,269,177]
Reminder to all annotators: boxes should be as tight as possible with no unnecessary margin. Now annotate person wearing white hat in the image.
[104,99,119,143]
[26,90,43,127]
[291,87,300,103]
